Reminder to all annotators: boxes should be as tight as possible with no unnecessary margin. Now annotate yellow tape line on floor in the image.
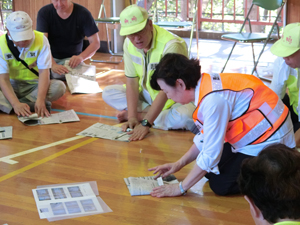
[0,137,98,183]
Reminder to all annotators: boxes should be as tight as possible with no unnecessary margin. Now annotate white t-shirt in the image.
[193,78,295,174]
[270,56,300,99]
[0,32,52,74]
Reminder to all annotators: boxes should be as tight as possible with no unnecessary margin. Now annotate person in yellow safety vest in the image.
[148,53,295,197]
[270,23,300,147]
[0,11,66,117]
[102,5,195,141]
[238,144,300,225]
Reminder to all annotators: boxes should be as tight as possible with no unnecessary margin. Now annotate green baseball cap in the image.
[271,23,300,57]
[119,4,148,36]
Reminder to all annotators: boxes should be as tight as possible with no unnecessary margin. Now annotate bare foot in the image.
[117,110,128,122]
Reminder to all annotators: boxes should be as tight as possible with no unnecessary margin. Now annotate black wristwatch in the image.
[141,119,152,128]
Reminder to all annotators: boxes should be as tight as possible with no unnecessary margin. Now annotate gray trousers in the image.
[0,79,66,114]
[102,84,196,130]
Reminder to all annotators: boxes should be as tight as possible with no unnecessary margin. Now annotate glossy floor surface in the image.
[0,38,273,224]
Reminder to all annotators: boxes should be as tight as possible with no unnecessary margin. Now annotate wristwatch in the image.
[141,119,152,128]
[179,182,187,195]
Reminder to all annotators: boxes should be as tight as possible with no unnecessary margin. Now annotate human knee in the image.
[102,85,127,110]
[167,104,195,129]
[48,80,66,101]
[102,85,116,104]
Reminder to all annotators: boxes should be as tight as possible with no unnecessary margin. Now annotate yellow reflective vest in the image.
[127,24,187,110]
[285,69,300,115]
[0,30,43,81]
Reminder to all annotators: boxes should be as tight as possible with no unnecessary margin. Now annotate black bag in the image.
[5,34,39,76]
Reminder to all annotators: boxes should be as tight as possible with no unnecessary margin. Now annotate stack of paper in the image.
[64,60,102,94]
[77,123,131,142]
[32,181,112,222]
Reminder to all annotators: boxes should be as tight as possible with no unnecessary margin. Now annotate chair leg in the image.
[90,23,123,64]
[188,0,199,58]
[221,42,237,73]
[251,42,257,75]
[251,39,269,75]
[106,24,123,57]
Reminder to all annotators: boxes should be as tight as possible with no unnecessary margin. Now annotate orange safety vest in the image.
[192,73,289,149]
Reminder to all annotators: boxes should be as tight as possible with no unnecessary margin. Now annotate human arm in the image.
[34,35,51,117]
[270,57,290,99]
[0,73,31,116]
[35,69,50,117]
[148,143,201,178]
[121,77,141,131]
[150,94,231,197]
[149,143,204,197]
[151,163,207,198]
[68,33,100,68]
[41,32,69,75]
[129,91,168,141]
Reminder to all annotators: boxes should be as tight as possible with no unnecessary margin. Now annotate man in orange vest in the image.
[148,53,295,197]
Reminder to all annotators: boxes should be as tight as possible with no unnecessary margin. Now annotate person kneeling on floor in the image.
[148,53,295,197]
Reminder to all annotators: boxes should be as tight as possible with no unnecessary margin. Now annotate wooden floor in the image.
[0,52,255,225]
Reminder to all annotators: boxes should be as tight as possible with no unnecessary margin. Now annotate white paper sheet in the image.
[77,123,131,142]
[64,61,102,94]
[66,74,102,94]
[124,175,178,196]
[64,60,96,79]
[32,181,112,221]
[18,109,80,126]
[0,126,12,139]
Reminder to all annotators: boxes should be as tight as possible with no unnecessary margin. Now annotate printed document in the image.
[32,181,112,221]
[0,126,12,139]
[77,123,131,142]
[18,109,80,126]
[124,175,178,196]
[64,60,102,94]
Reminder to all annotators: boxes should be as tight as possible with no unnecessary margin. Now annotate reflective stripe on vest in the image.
[127,24,187,110]
[193,73,289,148]
[0,30,43,81]
[232,98,285,149]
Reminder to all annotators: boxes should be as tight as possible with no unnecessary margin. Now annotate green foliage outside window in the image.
[0,0,13,27]
[146,0,282,34]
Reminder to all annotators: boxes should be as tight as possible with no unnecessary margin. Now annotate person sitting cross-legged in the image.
[102,5,195,141]
[0,11,66,117]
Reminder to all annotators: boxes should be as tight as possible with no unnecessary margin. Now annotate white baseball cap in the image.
[6,11,33,42]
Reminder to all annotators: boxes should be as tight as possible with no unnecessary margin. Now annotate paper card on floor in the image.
[77,122,131,142]
[0,126,12,139]
[32,181,112,221]
[18,109,80,126]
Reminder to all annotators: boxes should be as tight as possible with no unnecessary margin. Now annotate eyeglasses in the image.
[127,24,148,39]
